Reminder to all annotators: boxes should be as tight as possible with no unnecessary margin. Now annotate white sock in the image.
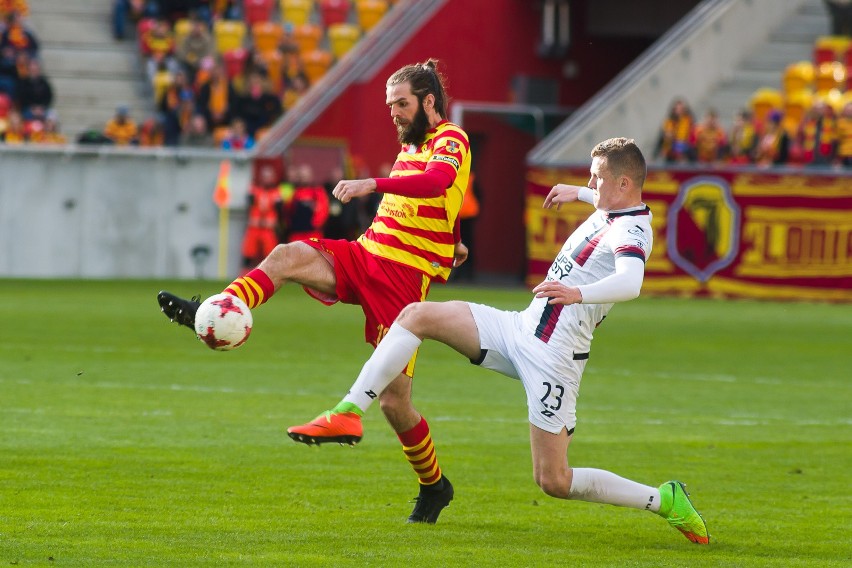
[342,324,422,413]
[569,468,661,512]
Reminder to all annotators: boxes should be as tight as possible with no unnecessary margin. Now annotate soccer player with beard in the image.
[158,59,471,524]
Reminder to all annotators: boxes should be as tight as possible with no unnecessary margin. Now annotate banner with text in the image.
[526,167,852,302]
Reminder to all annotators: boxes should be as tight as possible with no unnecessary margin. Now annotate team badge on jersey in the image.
[667,176,741,283]
[446,140,460,154]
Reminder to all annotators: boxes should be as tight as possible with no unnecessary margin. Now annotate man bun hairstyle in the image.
[591,137,647,188]
[387,58,449,118]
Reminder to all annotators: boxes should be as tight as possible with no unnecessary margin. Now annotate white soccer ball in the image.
[194,293,253,351]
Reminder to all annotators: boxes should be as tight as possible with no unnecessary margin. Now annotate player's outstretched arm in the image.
[543,184,594,210]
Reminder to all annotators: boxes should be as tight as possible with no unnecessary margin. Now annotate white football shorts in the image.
[466,302,587,435]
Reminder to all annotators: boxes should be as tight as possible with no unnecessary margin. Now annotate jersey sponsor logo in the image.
[431,154,460,169]
[549,251,575,280]
[667,176,741,283]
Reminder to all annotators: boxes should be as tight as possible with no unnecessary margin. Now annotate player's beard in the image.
[395,101,430,146]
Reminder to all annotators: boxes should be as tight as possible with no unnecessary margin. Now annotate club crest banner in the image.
[525,167,852,302]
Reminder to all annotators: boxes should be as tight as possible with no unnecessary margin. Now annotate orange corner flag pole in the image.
[214,160,232,279]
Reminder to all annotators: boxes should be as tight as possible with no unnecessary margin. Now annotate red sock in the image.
[223,268,275,309]
[398,417,442,486]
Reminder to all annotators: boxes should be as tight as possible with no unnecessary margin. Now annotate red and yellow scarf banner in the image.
[526,167,852,302]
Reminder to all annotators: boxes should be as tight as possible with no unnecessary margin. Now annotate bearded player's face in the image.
[386,82,430,146]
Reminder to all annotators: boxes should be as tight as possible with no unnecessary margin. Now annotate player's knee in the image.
[396,302,428,331]
[535,472,570,499]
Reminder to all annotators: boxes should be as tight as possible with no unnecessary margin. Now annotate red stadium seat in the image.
[813,35,852,64]
[319,0,351,27]
[222,48,249,80]
[244,0,275,26]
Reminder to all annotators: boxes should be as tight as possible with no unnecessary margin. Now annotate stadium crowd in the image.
[102,0,388,149]
[655,35,852,169]
[0,1,65,145]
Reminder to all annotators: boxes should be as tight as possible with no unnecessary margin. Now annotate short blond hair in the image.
[591,137,646,188]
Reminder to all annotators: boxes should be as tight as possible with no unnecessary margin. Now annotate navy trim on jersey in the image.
[535,303,564,343]
[605,205,651,220]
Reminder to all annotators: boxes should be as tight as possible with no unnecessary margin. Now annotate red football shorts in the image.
[301,238,432,376]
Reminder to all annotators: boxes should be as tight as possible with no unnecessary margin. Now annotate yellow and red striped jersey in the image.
[359,120,471,282]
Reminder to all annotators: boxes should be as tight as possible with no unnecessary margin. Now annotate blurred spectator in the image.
[654,98,694,163]
[103,105,139,145]
[286,163,329,242]
[691,108,728,164]
[322,165,359,240]
[836,101,852,167]
[220,117,254,150]
[240,163,285,271]
[727,109,758,165]
[824,0,852,36]
[0,45,20,96]
[112,0,157,40]
[209,0,241,20]
[180,113,214,146]
[282,73,308,111]
[138,115,165,146]
[1,108,25,143]
[175,17,214,81]
[236,72,282,138]
[197,59,237,131]
[144,18,177,80]
[0,1,30,19]
[158,67,194,145]
[29,110,65,144]
[798,99,838,167]
[754,111,789,167]
[0,11,38,59]
[16,58,52,119]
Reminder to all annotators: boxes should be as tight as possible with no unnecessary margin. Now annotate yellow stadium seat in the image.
[782,61,814,94]
[174,18,193,47]
[252,21,283,55]
[328,22,360,59]
[281,0,314,26]
[750,87,783,124]
[355,0,388,32]
[214,19,247,53]
[302,49,333,83]
[292,23,323,54]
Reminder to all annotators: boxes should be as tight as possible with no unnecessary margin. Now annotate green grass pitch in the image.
[1,279,850,567]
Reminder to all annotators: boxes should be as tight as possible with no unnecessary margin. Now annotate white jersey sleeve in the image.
[577,256,645,304]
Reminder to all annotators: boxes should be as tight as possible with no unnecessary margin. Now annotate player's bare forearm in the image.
[531,280,583,305]
[543,184,583,210]
[333,179,376,203]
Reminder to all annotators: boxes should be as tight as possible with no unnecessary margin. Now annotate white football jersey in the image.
[520,204,653,358]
